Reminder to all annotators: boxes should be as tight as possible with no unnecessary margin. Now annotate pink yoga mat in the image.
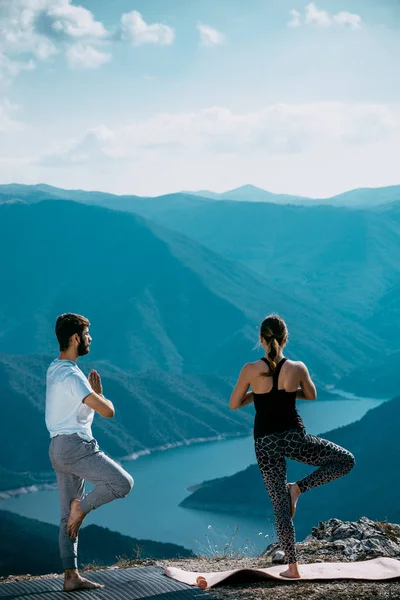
[164,557,400,589]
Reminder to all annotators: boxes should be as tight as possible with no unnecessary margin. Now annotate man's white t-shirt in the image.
[45,359,94,441]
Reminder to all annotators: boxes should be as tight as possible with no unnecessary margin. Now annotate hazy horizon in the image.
[2,180,400,201]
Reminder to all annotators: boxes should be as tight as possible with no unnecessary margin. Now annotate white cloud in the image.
[36,102,400,170]
[38,125,120,167]
[289,3,363,30]
[4,102,400,197]
[66,44,111,70]
[45,2,108,39]
[333,11,363,30]
[0,0,110,80]
[305,3,331,27]
[33,38,59,60]
[197,24,226,47]
[0,3,179,80]
[120,11,174,46]
[288,10,302,28]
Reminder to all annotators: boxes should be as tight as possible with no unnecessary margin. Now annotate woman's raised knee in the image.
[345,452,356,473]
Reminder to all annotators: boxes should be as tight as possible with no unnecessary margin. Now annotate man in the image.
[46,313,133,591]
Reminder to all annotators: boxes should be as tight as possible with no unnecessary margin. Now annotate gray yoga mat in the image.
[0,566,211,599]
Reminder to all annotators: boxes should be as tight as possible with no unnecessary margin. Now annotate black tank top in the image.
[253,358,304,439]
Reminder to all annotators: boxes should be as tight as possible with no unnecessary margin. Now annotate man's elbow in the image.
[104,406,115,418]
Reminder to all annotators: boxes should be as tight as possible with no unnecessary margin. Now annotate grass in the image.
[191,520,278,560]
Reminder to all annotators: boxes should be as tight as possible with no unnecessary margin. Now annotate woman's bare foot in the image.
[280,563,301,579]
[287,483,301,518]
[64,570,104,592]
[66,499,86,541]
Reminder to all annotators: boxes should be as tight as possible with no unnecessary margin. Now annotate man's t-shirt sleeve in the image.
[69,371,93,403]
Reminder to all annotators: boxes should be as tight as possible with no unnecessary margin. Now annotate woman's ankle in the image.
[280,562,301,578]
[289,562,300,574]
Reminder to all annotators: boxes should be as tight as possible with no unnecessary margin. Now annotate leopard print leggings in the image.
[255,428,355,564]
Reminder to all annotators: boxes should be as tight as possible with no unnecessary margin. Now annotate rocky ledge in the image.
[266,516,400,564]
[2,518,400,600]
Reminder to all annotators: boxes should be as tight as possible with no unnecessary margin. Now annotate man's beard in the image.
[77,336,90,356]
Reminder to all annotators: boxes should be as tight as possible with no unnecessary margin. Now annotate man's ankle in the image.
[64,568,79,578]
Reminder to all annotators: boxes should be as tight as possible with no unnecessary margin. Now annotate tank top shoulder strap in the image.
[272,358,287,390]
[260,357,287,390]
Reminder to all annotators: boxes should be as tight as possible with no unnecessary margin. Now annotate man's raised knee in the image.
[118,472,134,498]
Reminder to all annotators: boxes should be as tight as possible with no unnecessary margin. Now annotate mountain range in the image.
[2,184,398,330]
[0,197,386,381]
[130,196,400,332]
[186,183,400,208]
[1,182,399,208]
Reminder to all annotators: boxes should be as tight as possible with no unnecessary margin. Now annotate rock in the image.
[332,523,361,541]
[141,559,156,566]
[297,517,400,563]
[272,550,285,563]
[260,542,280,557]
[262,517,400,566]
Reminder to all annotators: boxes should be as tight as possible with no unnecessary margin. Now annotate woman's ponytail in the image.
[259,314,288,378]
[267,335,280,374]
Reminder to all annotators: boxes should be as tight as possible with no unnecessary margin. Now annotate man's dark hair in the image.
[55,313,90,351]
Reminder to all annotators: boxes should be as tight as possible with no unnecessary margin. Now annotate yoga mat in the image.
[0,566,211,599]
[164,557,400,589]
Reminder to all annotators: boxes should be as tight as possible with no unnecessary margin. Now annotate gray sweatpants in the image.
[49,433,134,570]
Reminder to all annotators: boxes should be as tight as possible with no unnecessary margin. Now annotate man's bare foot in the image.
[280,564,301,579]
[66,499,86,541]
[196,576,208,590]
[64,570,104,592]
[287,483,301,518]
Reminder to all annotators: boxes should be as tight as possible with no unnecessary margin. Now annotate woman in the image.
[230,314,355,579]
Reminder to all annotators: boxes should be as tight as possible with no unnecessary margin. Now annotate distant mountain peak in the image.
[226,184,268,193]
[220,185,310,203]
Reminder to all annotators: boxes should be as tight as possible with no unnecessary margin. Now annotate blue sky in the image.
[1,0,399,197]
